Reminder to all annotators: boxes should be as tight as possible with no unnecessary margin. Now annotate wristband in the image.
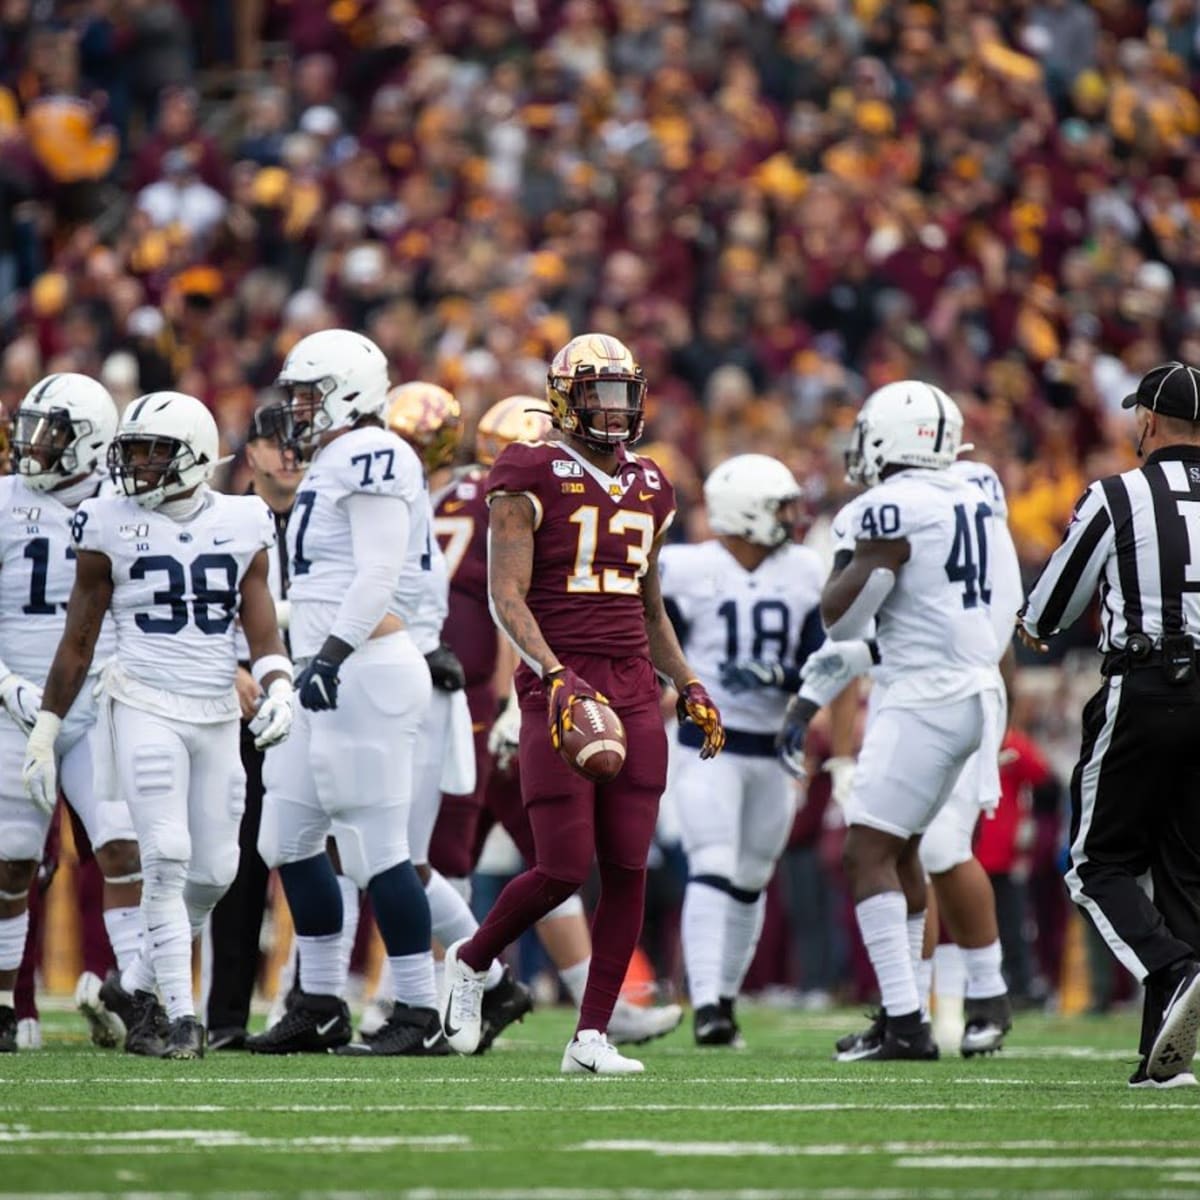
[252,654,294,687]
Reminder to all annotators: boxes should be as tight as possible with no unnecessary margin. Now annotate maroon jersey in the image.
[486,441,676,662]
[433,465,495,690]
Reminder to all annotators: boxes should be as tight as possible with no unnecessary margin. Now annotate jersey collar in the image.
[1146,445,1200,464]
[558,441,641,502]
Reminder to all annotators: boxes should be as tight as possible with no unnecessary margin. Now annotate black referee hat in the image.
[1122,361,1200,421]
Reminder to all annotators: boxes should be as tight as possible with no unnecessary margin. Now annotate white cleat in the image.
[75,970,124,1049]
[16,1018,41,1050]
[1130,1069,1199,1090]
[562,1028,645,1075]
[1148,962,1200,1083]
[359,998,394,1040]
[607,998,683,1046]
[443,939,486,1055]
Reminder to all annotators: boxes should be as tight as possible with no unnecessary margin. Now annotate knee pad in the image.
[141,857,188,905]
[733,849,780,895]
[532,869,580,913]
[686,844,736,882]
[540,892,584,922]
[142,814,190,865]
[919,815,974,876]
[332,819,409,891]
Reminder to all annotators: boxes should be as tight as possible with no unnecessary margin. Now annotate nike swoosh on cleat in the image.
[423,1032,443,1050]
[571,1054,597,1073]
[315,1017,340,1036]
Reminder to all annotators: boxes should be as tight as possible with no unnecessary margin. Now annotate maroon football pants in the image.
[459,654,667,1035]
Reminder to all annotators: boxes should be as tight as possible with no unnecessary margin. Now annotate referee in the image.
[1021,361,1200,1089]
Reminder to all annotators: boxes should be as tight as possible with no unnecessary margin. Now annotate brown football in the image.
[560,696,627,782]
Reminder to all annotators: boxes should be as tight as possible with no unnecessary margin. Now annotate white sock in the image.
[682,880,726,1008]
[484,959,504,990]
[103,905,144,974]
[0,988,12,1009]
[718,892,765,1000]
[426,869,481,949]
[907,912,930,1019]
[0,911,29,973]
[390,951,438,1009]
[962,940,1007,999]
[444,875,472,904]
[121,950,157,995]
[856,892,920,1018]
[559,957,590,1007]
[336,877,360,986]
[934,942,966,1004]
[296,932,344,997]
[142,861,194,1020]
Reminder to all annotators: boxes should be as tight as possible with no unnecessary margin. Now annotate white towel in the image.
[439,689,477,796]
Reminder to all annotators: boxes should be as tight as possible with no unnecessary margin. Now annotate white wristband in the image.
[252,655,293,688]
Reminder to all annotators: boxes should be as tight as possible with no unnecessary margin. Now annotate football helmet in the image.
[705,454,803,547]
[546,333,646,452]
[108,391,219,509]
[273,328,389,460]
[12,373,118,492]
[386,382,463,473]
[475,395,554,466]
[845,380,963,487]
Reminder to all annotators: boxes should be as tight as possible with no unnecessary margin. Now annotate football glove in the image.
[488,690,522,772]
[22,710,62,816]
[296,656,341,711]
[798,639,878,707]
[426,643,467,692]
[776,695,819,780]
[0,672,43,735]
[825,755,857,808]
[248,678,294,749]
[719,660,800,694]
[545,665,605,753]
[676,679,725,759]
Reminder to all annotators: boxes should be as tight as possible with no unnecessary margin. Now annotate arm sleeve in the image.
[1021,483,1114,639]
[329,492,410,651]
[988,518,1023,649]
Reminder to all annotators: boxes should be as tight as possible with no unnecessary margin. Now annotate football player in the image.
[0,374,142,1052]
[23,392,292,1059]
[778,380,1004,1060]
[250,330,442,1057]
[431,394,683,1048]
[659,453,853,1047]
[442,333,725,1074]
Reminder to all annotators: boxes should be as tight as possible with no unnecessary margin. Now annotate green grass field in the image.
[2,1004,1197,1199]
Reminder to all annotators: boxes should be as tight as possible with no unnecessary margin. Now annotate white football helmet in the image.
[705,454,804,547]
[845,380,963,487]
[12,373,119,492]
[273,328,390,459]
[108,392,219,509]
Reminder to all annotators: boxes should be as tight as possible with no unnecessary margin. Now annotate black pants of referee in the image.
[206,725,269,1037]
[1069,667,1200,1053]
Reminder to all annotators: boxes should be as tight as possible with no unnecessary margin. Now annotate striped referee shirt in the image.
[1022,446,1200,652]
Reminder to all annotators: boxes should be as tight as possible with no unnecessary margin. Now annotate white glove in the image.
[274,598,291,632]
[22,710,62,816]
[487,691,521,772]
[0,672,43,735]
[248,678,294,749]
[799,639,876,707]
[825,755,857,810]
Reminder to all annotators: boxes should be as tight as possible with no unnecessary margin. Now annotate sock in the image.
[278,854,343,937]
[934,942,966,1004]
[141,859,194,1021]
[368,861,430,956]
[907,912,929,1019]
[559,957,590,1007]
[0,988,12,1010]
[296,932,345,997]
[718,891,766,1001]
[336,876,359,986]
[120,950,157,996]
[426,869,481,949]
[962,940,1007,999]
[682,880,726,1009]
[459,867,578,972]
[445,875,472,904]
[102,906,144,974]
[389,951,438,1010]
[0,911,29,974]
[577,861,644,1036]
[856,891,920,1019]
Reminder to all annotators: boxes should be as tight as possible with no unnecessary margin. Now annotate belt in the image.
[679,722,777,758]
[1102,642,1200,677]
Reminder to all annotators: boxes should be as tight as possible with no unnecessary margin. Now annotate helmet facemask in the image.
[107,434,205,509]
[12,406,93,491]
[271,380,337,464]
[559,373,646,452]
[844,415,872,486]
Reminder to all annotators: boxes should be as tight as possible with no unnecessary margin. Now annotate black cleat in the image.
[961,993,1013,1057]
[0,1005,16,1053]
[871,1021,940,1061]
[124,990,170,1057]
[719,996,746,1048]
[160,1016,206,1060]
[245,991,351,1055]
[476,967,534,1054]
[98,970,137,1030]
[207,1027,248,1052]
[694,1003,737,1046]
[337,1004,448,1056]
[835,1009,886,1060]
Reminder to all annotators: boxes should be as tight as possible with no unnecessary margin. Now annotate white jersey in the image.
[0,475,115,682]
[285,426,425,658]
[74,487,274,703]
[840,468,1000,707]
[659,540,826,737]
[399,491,448,656]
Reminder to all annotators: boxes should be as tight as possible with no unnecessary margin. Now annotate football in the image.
[560,695,627,782]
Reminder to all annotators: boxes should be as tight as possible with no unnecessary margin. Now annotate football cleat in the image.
[98,969,137,1031]
[693,1003,737,1047]
[337,1004,447,1056]
[16,1018,41,1050]
[75,970,125,1049]
[835,1008,886,1060]
[160,1016,206,1060]
[609,998,684,1046]
[1147,960,1200,1083]
[359,998,394,1042]
[476,967,534,1054]
[961,993,1013,1058]
[207,1027,248,1052]
[245,991,351,1055]
[847,1020,939,1062]
[0,1005,17,1053]
[443,939,486,1055]
[1130,1060,1199,1089]
[562,1028,644,1075]
[122,989,170,1058]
